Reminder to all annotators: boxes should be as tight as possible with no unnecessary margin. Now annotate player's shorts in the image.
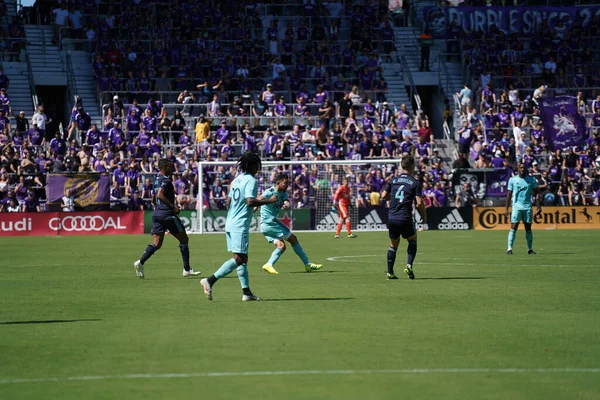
[261,219,292,243]
[511,208,533,224]
[388,219,416,240]
[338,204,349,219]
[226,231,250,254]
[151,213,186,235]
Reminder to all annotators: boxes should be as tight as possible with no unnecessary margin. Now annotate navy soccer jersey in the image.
[384,173,422,222]
[153,174,175,213]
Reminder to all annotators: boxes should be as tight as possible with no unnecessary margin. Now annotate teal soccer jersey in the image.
[260,186,288,222]
[225,173,258,233]
[508,175,538,211]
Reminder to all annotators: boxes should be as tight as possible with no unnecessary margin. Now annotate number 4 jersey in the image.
[384,173,422,222]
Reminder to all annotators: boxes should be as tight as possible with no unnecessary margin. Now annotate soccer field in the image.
[1,230,599,399]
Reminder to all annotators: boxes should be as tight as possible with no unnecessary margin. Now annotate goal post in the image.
[192,158,404,234]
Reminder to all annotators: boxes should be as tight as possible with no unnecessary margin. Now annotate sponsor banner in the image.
[427,207,473,230]
[314,206,472,231]
[45,173,111,211]
[144,209,311,233]
[424,6,600,38]
[474,206,600,230]
[0,211,144,236]
[539,96,587,152]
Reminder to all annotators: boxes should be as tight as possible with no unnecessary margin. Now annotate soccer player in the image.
[133,158,200,279]
[259,173,323,274]
[333,177,357,238]
[200,152,277,301]
[381,156,426,280]
[505,162,542,255]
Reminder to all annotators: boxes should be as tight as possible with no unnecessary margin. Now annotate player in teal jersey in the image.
[505,162,542,255]
[200,152,277,301]
[258,173,323,275]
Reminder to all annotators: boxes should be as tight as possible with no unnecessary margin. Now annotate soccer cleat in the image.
[528,249,537,255]
[507,249,513,255]
[134,260,144,279]
[183,268,202,277]
[347,233,357,238]
[242,294,263,301]
[262,264,279,275]
[304,263,323,273]
[334,234,341,239]
[200,278,212,300]
[386,273,399,280]
[404,264,415,280]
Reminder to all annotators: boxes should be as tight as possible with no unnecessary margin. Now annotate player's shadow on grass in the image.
[288,271,344,274]
[0,319,102,325]
[264,297,354,302]
[418,277,485,280]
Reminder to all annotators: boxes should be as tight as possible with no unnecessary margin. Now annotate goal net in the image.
[192,158,403,234]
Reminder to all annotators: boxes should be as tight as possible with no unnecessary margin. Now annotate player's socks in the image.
[207,275,217,286]
[407,241,417,265]
[267,248,284,266]
[508,229,516,250]
[179,243,190,271]
[336,223,343,236]
[237,264,249,289]
[139,244,157,265]
[345,221,352,235]
[525,230,533,250]
[387,246,397,275]
[292,242,310,265]
[214,258,238,280]
[242,287,253,296]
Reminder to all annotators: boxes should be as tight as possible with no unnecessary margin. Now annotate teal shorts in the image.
[261,220,292,243]
[226,231,250,254]
[511,208,533,224]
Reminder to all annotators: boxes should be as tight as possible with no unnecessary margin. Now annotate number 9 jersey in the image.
[384,173,422,223]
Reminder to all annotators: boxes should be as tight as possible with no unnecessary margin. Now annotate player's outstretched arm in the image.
[381,190,390,201]
[246,195,277,207]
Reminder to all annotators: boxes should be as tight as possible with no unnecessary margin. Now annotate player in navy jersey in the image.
[381,156,427,280]
[133,158,200,279]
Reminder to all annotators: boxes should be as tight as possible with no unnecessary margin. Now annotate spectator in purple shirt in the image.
[22,191,40,212]
[27,123,44,146]
[242,127,257,152]
[215,121,231,144]
[142,109,158,132]
[179,129,192,147]
[49,132,66,156]
[221,139,234,161]
[113,162,126,186]
[128,191,144,211]
[126,109,142,140]
[85,125,100,146]
[263,128,279,158]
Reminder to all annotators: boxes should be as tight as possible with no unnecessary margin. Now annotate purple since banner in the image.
[46,173,111,211]
[539,96,587,152]
[424,6,600,38]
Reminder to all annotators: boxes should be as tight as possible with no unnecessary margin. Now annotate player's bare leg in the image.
[134,233,164,279]
[173,231,200,276]
[508,222,519,255]
[387,237,400,280]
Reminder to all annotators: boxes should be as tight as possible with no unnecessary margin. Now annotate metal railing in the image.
[400,55,421,112]
[66,53,78,112]
[25,53,38,110]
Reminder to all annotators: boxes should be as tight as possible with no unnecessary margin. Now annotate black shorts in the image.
[388,219,416,240]
[151,213,186,235]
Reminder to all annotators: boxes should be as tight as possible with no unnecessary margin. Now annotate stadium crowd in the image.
[2,0,600,213]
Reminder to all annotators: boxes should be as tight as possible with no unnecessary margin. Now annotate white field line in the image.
[325,254,568,267]
[1,368,599,385]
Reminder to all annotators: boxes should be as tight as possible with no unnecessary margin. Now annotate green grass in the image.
[1,230,599,399]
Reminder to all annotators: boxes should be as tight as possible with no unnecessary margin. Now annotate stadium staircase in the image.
[1,0,33,119]
[67,51,101,124]
[24,25,65,86]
